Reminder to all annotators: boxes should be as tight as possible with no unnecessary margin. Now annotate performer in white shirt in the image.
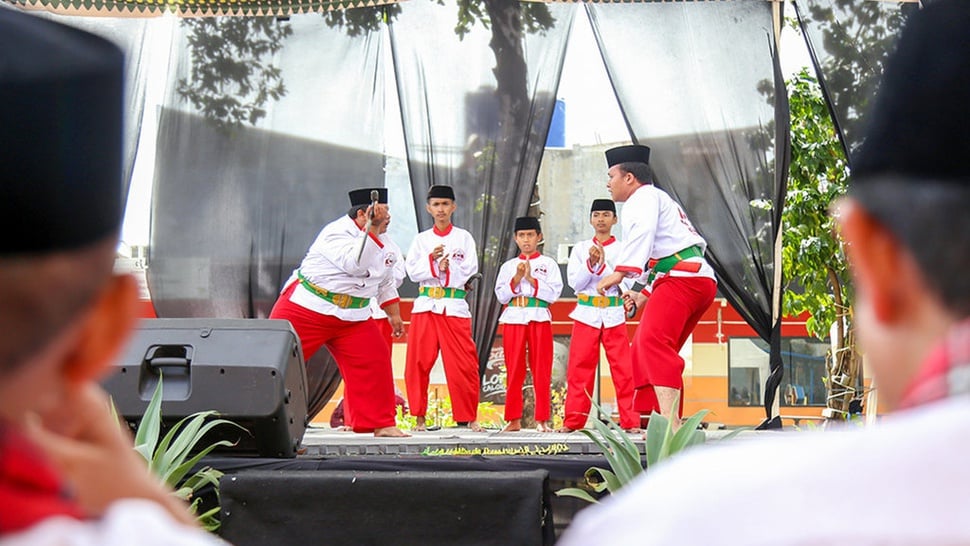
[370,232,406,354]
[269,188,408,437]
[495,217,564,432]
[559,199,639,433]
[335,222,405,432]
[404,185,483,432]
[596,145,717,427]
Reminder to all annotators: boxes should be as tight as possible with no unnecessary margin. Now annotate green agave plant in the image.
[557,397,746,504]
[132,377,247,531]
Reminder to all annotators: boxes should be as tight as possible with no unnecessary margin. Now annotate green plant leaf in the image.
[667,410,709,455]
[163,438,237,487]
[644,411,669,467]
[133,379,164,463]
[555,488,600,504]
[583,419,639,484]
[585,466,622,494]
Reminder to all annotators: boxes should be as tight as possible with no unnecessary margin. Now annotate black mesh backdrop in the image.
[793,0,918,164]
[148,14,388,417]
[588,0,790,425]
[389,0,574,372]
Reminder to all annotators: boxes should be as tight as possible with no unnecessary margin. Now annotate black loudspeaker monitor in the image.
[219,470,555,546]
[103,318,308,458]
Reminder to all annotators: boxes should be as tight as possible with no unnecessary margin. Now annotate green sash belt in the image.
[508,296,549,308]
[298,271,370,309]
[577,294,623,308]
[419,286,468,299]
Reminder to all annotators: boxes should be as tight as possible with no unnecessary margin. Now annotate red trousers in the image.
[269,283,396,432]
[341,318,394,429]
[502,322,553,422]
[405,312,480,422]
[632,276,717,417]
[563,322,638,430]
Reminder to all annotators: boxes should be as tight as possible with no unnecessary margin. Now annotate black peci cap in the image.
[348,187,389,207]
[605,144,650,168]
[427,185,456,200]
[514,216,541,233]
[0,8,125,255]
[590,199,616,214]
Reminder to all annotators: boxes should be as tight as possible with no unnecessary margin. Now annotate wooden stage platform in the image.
[208,425,758,545]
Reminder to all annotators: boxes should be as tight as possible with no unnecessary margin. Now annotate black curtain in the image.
[148,14,388,417]
[589,0,790,426]
[31,12,151,199]
[793,0,919,164]
[389,0,575,373]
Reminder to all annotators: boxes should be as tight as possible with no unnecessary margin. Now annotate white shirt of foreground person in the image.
[559,398,970,545]
[0,499,229,546]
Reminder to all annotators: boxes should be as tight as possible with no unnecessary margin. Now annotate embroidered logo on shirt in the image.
[385,253,397,268]
[534,264,549,278]
[452,249,465,263]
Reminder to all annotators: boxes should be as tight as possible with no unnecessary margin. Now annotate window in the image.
[728,337,829,407]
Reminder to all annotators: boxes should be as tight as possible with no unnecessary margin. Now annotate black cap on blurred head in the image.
[0,8,125,255]
[605,145,650,168]
[852,0,970,185]
[427,185,455,201]
[348,187,388,207]
[514,216,541,233]
[590,199,616,214]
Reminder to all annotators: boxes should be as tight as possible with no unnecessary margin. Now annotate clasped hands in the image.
[431,244,449,272]
[513,259,535,285]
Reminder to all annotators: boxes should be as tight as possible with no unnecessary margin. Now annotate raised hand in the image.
[367,204,391,234]
[588,240,604,269]
[523,259,534,283]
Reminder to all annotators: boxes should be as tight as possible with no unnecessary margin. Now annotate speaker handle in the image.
[146,356,190,369]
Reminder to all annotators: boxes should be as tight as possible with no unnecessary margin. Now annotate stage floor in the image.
[298,423,745,457]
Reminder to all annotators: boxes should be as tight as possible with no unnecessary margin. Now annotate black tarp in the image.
[588,0,790,425]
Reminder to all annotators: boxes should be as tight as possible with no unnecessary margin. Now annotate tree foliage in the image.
[177,18,292,131]
[784,67,861,417]
[783,67,851,339]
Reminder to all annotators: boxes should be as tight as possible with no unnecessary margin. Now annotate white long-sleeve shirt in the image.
[405,224,479,318]
[614,184,715,290]
[567,236,627,329]
[0,499,228,546]
[283,215,400,322]
[495,252,563,325]
[559,398,970,546]
[371,236,405,320]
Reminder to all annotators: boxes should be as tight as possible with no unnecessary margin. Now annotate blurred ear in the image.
[836,198,909,324]
[62,275,139,384]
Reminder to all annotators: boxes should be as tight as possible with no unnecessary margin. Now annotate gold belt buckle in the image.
[513,296,526,307]
[593,295,609,308]
[428,286,445,299]
[331,293,352,309]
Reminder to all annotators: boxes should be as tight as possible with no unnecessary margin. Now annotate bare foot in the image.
[554,426,577,433]
[414,416,427,432]
[337,425,352,432]
[623,427,643,434]
[467,420,484,432]
[536,421,553,433]
[501,419,522,433]
[374,426,410,438]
